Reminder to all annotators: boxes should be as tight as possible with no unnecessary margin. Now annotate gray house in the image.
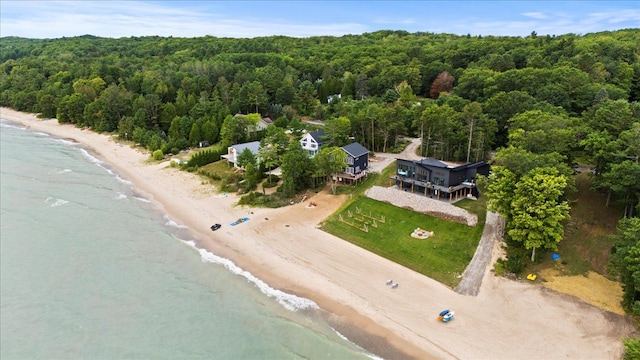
[337,142,369,184]
[392,158,489,201]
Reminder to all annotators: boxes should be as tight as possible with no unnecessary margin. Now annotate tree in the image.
[609,217,640,316]
[188,121,203,146]
[243,162,260,192]
[259,126,290,182]
[313,146,347,194]
[241,81,267,113]
[295,80,317,116]
[419,104,456,158]
[481,165,517,220]
[622,337,640,360]
[508,167,570,261]
[57,93,89,124]
[507,110,576,160]
[355,73,369,100]
[237,147,257,169]
[377,106,404,153]
[324,116,351,147]
[201,119,219,144]
[72,77,106,101]
[600,160,640,216]
[220,115,247,148]
[429,71,455,99]
[461,102,483,163]
[280,142,313,197]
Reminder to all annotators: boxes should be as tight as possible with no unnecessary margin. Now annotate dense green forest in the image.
[1,30,639,316]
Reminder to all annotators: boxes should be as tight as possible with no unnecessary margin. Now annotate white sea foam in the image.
[113,174,131,185]
[181,240,319,312]
[80,149,132,185]
[331,327,383,360]
[133,196,151,203]
[49,198,69,207]
[33,131,50,137]
[116,193,127,200]
[164,216,188,229]
[48,168,72,175]
[56,138,77,146]
[80,148,102,164]
[0,122,27,130]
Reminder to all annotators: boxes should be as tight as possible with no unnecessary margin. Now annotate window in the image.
[347,156,354,165]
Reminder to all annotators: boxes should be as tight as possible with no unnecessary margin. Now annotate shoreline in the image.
[2,107,635,360]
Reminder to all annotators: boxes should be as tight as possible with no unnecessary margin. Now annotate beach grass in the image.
[321,197,484,288]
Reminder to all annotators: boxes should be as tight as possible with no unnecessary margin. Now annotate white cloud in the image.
[522,12,548,20]
[1,1,638,39]
[0,1,368,38]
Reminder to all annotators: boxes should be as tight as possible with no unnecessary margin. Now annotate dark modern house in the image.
[391,158,489,201]
[336,142,369,184]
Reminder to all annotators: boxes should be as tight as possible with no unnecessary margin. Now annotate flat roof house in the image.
[221,141,261,169]
[392,157,489,202]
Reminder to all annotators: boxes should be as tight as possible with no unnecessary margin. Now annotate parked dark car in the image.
[210,223,221,231]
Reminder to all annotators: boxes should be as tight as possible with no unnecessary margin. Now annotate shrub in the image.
[198,169,222,181]
[187,149,221,167]
[152,149,164,160]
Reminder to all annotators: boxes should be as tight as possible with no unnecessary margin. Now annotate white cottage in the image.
[221,141,261,169]
[299,130,328,157]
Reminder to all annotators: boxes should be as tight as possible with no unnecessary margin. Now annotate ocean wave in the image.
[79,148,102,164]
[181,240,319,312]
[45,197,69,208]
[116,193,127,200]
[0,122,27,130]
[164,216,188,229]
[331,327,383,360]
[48,168,72,175]
[133,196,150,203]
[33,131,50,137]
[98,166,131,185]
[55,138,77,146]
[80,149,132,185]
[113,174,132,185]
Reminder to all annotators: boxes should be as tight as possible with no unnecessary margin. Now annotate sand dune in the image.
[2,107,635,360]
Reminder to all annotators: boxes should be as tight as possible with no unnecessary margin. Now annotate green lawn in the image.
[321,196,485,288]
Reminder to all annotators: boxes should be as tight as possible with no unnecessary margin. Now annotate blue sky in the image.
[1,1,638,39]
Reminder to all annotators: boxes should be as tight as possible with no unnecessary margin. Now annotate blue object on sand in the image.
[439,309,450,317]
[230,217,250,226]
[551,253,560,260]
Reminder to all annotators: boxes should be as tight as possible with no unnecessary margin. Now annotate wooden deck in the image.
[389,175,477,202]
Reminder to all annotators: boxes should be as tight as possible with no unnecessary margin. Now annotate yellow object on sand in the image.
[527,273,537,281]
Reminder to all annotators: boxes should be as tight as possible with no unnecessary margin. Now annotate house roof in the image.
[402,157,488,171]
[341,142,369,157]
[309,130,328,144]
[261,117,273,124]
[231,141,261,155]
[416,157,449,168]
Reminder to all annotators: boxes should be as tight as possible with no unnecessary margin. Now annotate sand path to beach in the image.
[2,108,636,360]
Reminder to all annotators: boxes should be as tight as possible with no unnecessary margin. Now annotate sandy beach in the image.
[2,107,636,359]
